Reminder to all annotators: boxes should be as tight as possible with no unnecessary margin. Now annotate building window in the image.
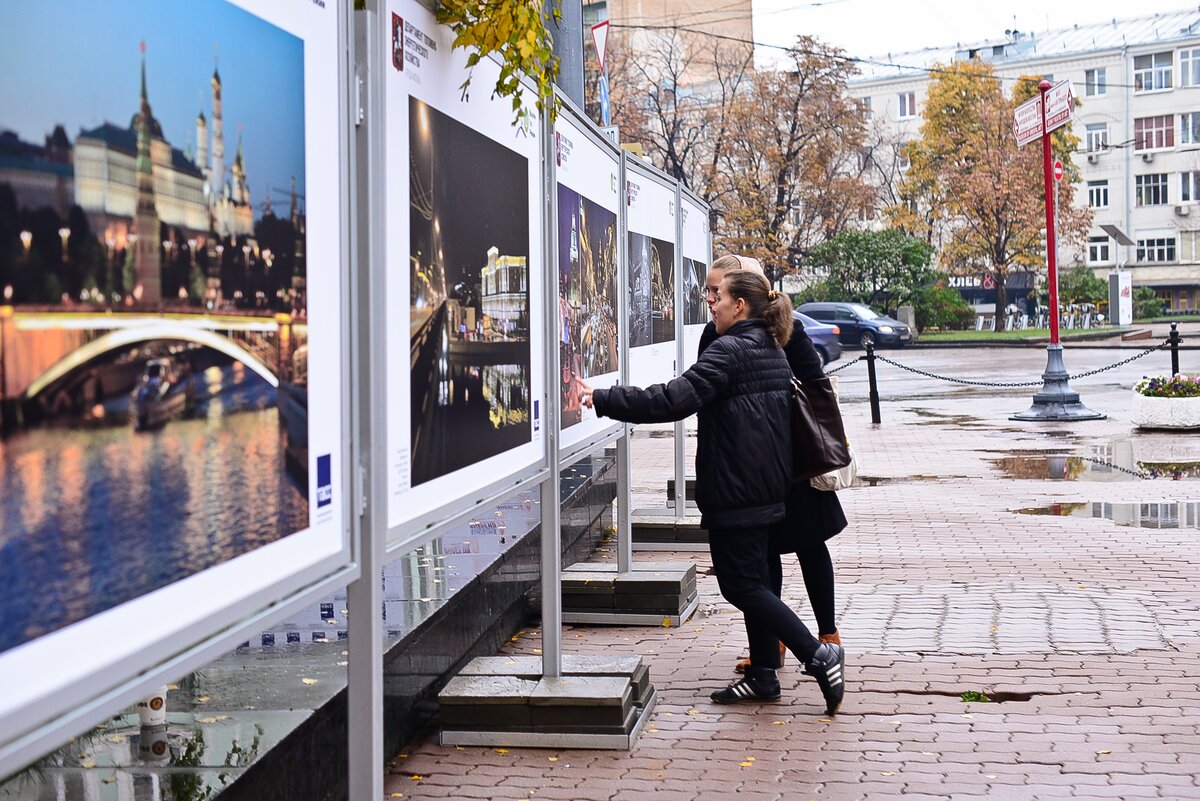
[1135,173,1168,206]
[897,148,911,171]
[1182,112,1200,144]
[1182,47,1200,87]
[1088,236,1111,263]
[1183,171,1200,202]
[1087,180,1109,208]
[898,91,916,119]
[1085,68,1107,96]
[1136,237,1176,262]
[1085,123,1109,152]
[1134,51,1173,92]
[860,97,872,120]
[1134,115,1174,150]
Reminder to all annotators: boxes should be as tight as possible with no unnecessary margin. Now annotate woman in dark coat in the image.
[698,255,846,674]
[583,270,845,714]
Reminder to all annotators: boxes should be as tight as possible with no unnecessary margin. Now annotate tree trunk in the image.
[994,274,1008,320]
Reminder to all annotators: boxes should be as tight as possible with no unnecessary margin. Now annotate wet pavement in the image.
[387,342,1200,801]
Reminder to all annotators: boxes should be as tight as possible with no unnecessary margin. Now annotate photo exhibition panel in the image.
[386,0,546,536]
[0,0,351,761]
[625,159,678,389]
[680,191,712,370]
[554,109,622,453]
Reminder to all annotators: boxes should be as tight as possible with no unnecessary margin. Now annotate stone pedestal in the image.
[631,514,708,551]
[561,562,698,625]
[438,655,656,749]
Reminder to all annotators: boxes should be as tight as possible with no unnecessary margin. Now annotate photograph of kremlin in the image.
[0,2,306,314]
[0,0,313,655]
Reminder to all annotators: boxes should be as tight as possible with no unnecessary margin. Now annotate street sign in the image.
[591,20,610,74]
[1013,80,1075,146]
[1014,94,1043,146]
[1043,80,1075,134]
[1053,159,1063,180]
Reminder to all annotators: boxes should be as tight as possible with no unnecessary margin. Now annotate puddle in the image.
[1016,501,1200,529]
[990,454,1200,481]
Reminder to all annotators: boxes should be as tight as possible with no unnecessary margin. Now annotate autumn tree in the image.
[891,60,1092,312]
[712,38,875,282]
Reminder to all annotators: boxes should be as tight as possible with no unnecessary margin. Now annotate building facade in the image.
[851,9,1200,312]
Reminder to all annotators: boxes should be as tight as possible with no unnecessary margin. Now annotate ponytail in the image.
[720,270,793,348]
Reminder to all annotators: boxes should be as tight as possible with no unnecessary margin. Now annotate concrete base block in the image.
[561,563,698,623]
[631,516,708,551]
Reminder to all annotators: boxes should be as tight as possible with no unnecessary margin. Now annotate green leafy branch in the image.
[436,0,560,123]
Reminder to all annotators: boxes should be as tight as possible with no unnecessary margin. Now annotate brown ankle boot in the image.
[819,631,841,645]
[734,642,788,674]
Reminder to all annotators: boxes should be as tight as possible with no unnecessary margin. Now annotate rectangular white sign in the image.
[386,0,546,535]
[625,159,679,389]
[1014,94,1043,146]
[553,108,623,453]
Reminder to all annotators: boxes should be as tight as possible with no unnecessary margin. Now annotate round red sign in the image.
[1053,160,1064,180]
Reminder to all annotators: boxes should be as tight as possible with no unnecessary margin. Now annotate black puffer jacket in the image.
[700,315,848,550]
[593,319,792,529]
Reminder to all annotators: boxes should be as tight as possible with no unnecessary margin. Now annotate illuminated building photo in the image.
[0,0,311,655]
[628,232,675,346]
[409,97,532,485]
[558,185,617,428]
[683,257,708,325]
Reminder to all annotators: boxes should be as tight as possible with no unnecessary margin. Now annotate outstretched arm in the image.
[586,339,735,424]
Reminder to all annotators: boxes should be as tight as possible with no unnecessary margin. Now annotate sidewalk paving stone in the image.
[387,358,1200,800]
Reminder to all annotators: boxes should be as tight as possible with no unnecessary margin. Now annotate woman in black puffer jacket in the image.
[582,270,845,715]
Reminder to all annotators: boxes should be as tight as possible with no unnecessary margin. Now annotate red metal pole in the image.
[1039,79,1060,345]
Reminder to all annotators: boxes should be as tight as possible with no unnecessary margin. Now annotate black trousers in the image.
[708,525,820,669]
[769,540,837,636]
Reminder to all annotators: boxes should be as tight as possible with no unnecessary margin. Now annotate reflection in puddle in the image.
[990,454,1200,481]
[1016,501,1200,529]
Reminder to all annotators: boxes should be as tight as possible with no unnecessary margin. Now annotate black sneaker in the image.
[710,668,781,704]
[804,643,846,715]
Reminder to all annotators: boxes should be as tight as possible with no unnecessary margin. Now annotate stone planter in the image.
[1131,393,1200,429]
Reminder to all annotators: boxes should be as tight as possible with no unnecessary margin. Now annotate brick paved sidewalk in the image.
[385,380,1200,801]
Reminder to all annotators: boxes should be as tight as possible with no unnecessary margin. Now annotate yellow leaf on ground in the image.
[196,696,210,703]
[80,760,97,769]
[662,618,672,628]
[495,749,509,755]
[818,718,832,723]
[532,649,542,655]
[389,793,404,798]
[1097,749,1112,755]
[880,771,896,777]
[771,721,787,726]
[301,678,318,685]
[739,761,753,767]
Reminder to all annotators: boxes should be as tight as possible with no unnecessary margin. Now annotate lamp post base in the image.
[1011,344,1106,421]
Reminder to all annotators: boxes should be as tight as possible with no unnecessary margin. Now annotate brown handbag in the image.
[790,376,852,481]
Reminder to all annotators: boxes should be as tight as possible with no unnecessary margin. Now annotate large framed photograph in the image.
[624,157,678,389]
[553,104,622,457]
[680,190,713,369]
[386,0,546,540]
[0,0,352,769]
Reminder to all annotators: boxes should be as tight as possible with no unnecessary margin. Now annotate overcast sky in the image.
[753,0,1195,66]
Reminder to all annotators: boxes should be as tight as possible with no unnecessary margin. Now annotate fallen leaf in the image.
[819,718,832,723]
[686,709,700,716]
[920,751,935,756]
[771,721,787,726]
[746,756,755,762]
[389,793,404,798]
[196,696,210,703]
[662,618,672,628]
[410,774,422,781]
[495,749,509,755]
[1096,749,1112,755]
[985,773,998,779]
[80,760,97,769]
[739,761,753,767]
[547,757,558,762]
[301,678,318,686]
[398,754,408,759]
[880,771,895,777]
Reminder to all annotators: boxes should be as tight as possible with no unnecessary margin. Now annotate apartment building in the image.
[851,9,1200,313]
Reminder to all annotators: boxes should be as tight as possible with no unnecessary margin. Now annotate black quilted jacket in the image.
[593,319,792,529]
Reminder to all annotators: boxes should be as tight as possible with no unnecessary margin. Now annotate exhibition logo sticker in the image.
[395,16,437,73]
[626,179,639,207]
[556,131,574,167]
[317,454,333,508]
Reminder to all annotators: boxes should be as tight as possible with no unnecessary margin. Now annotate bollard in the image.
[1169,322,1183,376]
[865,342,882,424]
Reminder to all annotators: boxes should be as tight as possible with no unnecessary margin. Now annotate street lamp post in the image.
[19,230,32,260]
[58,227,70,263]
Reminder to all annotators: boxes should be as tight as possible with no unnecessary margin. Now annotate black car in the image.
[797,302,913,348]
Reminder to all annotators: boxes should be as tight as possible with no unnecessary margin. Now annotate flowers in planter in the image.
[1134,374,1200,398]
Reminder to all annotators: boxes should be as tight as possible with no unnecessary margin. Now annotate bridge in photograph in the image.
[0,308,304,412]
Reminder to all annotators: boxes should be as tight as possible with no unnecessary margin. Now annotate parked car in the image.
[797,302,913,348]
[795,311,843,366]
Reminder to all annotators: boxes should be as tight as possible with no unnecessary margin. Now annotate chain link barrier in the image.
[824,338,1172,388]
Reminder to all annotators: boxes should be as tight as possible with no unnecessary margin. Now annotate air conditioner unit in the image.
[1142,151,1155,163]
[1176,204,1191,216]
[1087,152,1101,164]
